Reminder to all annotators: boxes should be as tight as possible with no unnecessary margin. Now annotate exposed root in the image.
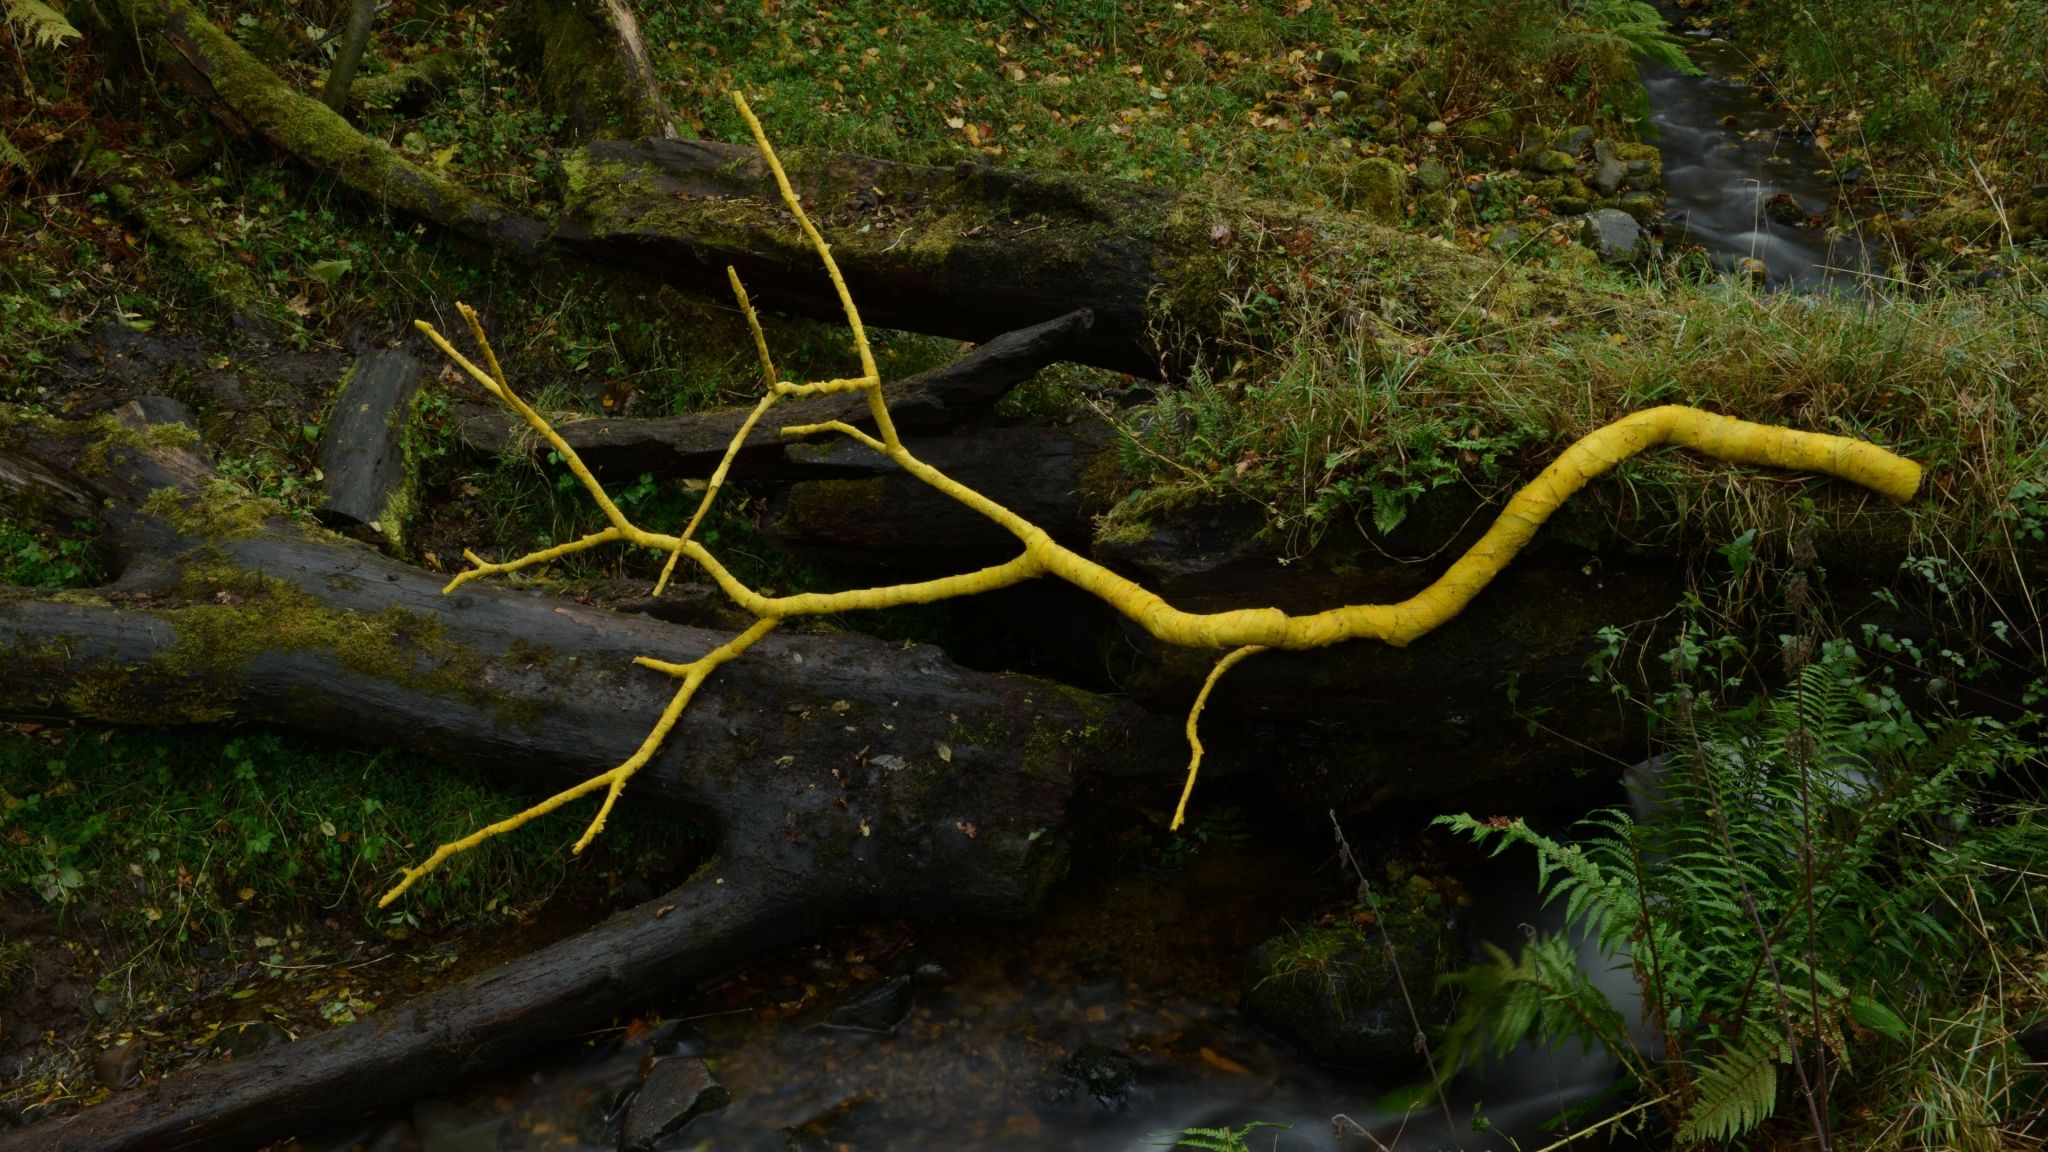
[382,92,1926,905]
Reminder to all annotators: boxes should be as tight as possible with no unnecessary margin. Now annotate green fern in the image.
[4,0,81,48]
[1565,0,1698,73]
[1678,1032,1783,1142]
[1156,1121,1291,1151]
[1439,619,2045,1148]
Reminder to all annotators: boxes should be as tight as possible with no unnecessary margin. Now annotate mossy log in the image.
[124,0,547,260]
[554,139,1610,377]
[454,308,1097,479]
[0,402,1170,1150]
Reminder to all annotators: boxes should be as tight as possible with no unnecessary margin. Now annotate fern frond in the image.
[1678,1031,1782,1142]
[4,0,82,48]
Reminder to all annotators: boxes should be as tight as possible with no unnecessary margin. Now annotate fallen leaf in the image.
[1199,1046,1252,1075]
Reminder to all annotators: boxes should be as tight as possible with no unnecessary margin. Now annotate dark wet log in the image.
[762,421,1115,565]
[122,0,547,260]
[455,308,1097,480]
[556,138,1170,376]
[16,871,792,1152]
[315,348,423,544]
[0,403,1170,1151]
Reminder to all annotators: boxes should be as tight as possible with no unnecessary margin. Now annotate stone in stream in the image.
[1055,1043,1139,1110]
[1581,208,1650,265]
[824,973,913,1032]
[1242,916,1456,1075]
[620,1056,731,1151]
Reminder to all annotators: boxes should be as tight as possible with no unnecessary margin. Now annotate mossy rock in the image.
[1455,109,1518,163]
[1243,913,1456,1074]
[1324,156,1408,223]
[1531,150,1578,175]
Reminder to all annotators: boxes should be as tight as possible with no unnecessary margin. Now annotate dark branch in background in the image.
[319,0,377,109]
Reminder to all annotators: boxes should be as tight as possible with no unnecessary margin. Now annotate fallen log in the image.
[122,0,547,260]
[315,346,423,546]
[762,420,1116,564]
[454,307,1097,480]
[0,402,1170,1151]
[554,138,1612,376]
[120,0,1606,376]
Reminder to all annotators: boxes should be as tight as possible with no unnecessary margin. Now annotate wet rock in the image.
[1057,1043,1138,1109]
[413,1100,501,1152]
[1531,149,1577,174]
[1243,922,1451,1075]
[214,1020,290,1058]
[1581,208,1649,265]
[1414,160,1453,193]
[825,974,912,1032]
[1616,190,1662,224]
[621,1057,731,1151]
[94,1039,143,1088]
[1765,192,1806,225]
[1592,157,1626,197]
[1554,125,1595,156]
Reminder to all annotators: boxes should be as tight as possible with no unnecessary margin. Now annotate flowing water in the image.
[1644,21,1884,287]
[293,828,1645,1152]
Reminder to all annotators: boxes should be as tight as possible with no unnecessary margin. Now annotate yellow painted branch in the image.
[1173,645,1267,831]
[387,94,1927,902]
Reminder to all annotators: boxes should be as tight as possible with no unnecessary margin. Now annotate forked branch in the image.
[383,92,1925,905]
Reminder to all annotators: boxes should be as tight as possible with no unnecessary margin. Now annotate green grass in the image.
[1101,272,2048,594]
[650,0,1671,202]
[0,725,702,951]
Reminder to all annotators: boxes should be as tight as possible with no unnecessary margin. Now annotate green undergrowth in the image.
[0,517,100,588]
[1105,273,2048,590]
[0,724,701,952]
[1435,612,2048,1149]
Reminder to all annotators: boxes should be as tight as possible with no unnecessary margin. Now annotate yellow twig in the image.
[1173,645,1267,831]
[383,92,1927,905]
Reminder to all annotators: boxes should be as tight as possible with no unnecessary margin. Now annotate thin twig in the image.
[1331,810,1461,1150]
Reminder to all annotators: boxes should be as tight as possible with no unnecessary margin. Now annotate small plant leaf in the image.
[1850,994,1911,1042]
[307,259,353,286]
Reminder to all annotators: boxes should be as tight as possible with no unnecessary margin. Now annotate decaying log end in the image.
[314,346,425,548]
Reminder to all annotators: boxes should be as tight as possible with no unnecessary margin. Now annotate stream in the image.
[1643,14,1882,288]
[292,820,1642,1152]
[274,22,1867,1152]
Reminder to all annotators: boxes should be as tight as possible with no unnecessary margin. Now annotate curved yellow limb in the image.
[381,92,1924,905]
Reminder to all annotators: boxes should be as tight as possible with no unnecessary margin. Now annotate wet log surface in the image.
[555,138,1170,376]
[0,402,1171,1151]
[454,308,1097,481]
[315,347,422,542]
